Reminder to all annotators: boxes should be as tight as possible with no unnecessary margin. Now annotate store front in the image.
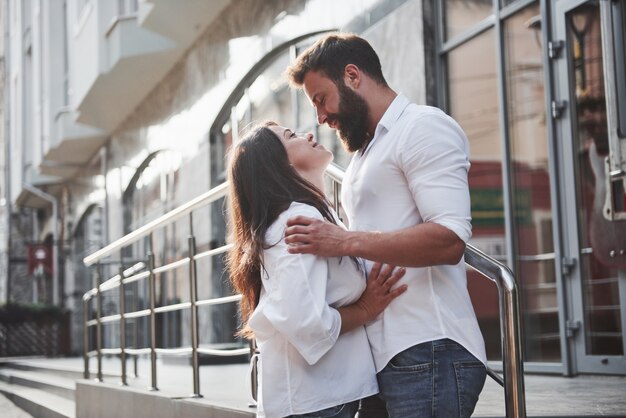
[438,0,626,375]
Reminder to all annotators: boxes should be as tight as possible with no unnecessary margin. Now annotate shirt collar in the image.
[378,93,410,132]
[361,93,410,154]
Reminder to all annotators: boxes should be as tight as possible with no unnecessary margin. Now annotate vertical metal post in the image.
[188,213,202,397]
[464,245,526,418]
[133,276,139,378]
[83,298,90,379]
[134,351,139,378]
[119,266,127,386]
[249,339,259,404]
[95,263,103,382]
[147,240,158,391]
[332,180,340,212]
[497,265,526,418]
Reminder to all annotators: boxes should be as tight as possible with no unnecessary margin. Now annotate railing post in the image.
[464,245,526,418]
[132,275,139,378]
[147,245,158,391]
[497,265,526,418]
[119,266,128,386]
[83,298,90,379]
[332,180,340,214]
[95,262,103,382]
[188,213,202,398]
[249,338,259,405]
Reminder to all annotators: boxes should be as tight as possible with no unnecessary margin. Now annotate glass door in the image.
[553,0,626,374]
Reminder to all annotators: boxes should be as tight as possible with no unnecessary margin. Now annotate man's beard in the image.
[327,83,371,153]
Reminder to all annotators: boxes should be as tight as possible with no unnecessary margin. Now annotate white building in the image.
[3,0,626,376]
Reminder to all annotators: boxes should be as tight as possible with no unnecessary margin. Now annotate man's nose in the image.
[316,108,327,125]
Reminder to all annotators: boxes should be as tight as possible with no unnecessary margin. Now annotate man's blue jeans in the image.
[287,400,359,418]
[377,338,486,418]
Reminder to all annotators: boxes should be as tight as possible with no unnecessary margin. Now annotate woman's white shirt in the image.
[249,202,378,418]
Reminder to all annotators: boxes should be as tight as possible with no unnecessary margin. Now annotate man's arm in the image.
[284,216,465,268]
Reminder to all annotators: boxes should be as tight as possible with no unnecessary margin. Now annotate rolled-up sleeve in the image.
[259,206,341,365]
[398,114,472,243]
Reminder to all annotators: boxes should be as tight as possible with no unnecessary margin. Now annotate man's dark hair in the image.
[286,33,388,87]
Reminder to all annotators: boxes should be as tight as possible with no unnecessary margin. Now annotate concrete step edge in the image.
[0,380,75,418]
[0,368,76,388]
[0,369,75,400]
[4,361,120,380]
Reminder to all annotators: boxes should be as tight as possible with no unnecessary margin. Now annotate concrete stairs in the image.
[0,357,255,418]
[0,359,85,418]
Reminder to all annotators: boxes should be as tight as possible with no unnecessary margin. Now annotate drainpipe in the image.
[22,183,59,306]
[4,0,12,305]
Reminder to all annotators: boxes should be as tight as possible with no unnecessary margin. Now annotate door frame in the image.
[552,0,626,375]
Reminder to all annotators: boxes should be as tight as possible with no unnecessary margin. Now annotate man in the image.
[284,33,487,418]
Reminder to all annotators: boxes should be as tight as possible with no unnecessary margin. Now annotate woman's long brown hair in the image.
[226,122,338,338]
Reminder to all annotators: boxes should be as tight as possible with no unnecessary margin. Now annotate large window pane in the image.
[448,29,504,360]
[248,51,292,123]
[501,0,520,7]
[505,4,560,362]
[444,0,493,40]
[567,3,624,356]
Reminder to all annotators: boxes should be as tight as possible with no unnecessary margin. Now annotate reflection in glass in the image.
[122,149,185,349]
[444,0,493,40]
[505,4,559,362]
[500,0,520,7]
[448,29,504,360]
[249,52,292,123]
[568,3,624,356]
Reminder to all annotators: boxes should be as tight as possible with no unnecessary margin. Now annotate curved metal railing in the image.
[83,163,526,417]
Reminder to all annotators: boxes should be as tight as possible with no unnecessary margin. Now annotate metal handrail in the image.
[82,164,526,417]
[465,245,526,418]
[81,183,240,395]
[82,182,228,266]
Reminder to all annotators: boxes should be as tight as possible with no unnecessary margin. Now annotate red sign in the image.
[27,244,53,275]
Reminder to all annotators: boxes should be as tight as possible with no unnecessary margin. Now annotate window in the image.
[118,0,138,16]
[504,4,559,361]
[447,29,506,360]
[442,0,563,363]
[76,0,90,19]
[444,0,493,40]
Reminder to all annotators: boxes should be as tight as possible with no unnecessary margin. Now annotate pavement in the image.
[474,372,626,417]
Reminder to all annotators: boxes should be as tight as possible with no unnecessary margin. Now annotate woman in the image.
[226,122,406,418]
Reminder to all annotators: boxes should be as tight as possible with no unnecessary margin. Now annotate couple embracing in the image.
[226,33,487,418]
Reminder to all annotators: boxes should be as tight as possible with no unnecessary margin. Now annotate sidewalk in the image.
[474,372,626,417]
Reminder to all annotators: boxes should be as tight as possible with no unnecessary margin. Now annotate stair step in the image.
[0,380,74,418]
[0,369,75,400]
[4,360,120,381]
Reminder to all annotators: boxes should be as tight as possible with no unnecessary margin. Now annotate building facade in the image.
[2,0,625,376]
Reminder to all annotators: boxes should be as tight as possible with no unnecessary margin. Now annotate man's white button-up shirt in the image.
[342,94,487,372]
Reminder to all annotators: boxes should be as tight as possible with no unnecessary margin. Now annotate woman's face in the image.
[269,125,333,173]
